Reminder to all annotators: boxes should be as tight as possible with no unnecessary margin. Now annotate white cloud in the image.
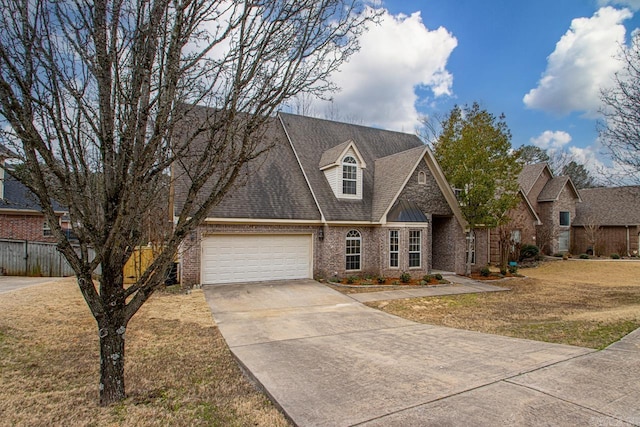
[530,130,572,150]
[523,7,632,117]
[599,0,640,11]
[318,9,457,131]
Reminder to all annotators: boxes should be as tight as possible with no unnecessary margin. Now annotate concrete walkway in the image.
[347,276,509,303]
[203,279,640,426]
[0,276,65,294]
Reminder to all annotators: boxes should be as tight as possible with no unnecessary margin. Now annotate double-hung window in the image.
[389,230,399,268]
[409,230,421,268]
[345,230,361,270]
[559,211,570,226]
[342,156,357,195]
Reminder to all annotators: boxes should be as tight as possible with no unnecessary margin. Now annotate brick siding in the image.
[0,213,58,243]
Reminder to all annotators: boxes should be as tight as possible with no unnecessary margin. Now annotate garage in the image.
[201,234,312,284]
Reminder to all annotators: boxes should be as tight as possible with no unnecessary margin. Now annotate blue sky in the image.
[307,0,640,177]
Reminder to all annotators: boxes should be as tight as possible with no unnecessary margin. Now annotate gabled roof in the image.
[0,172,66,213]
[519,189,542,225]
[538,176,581,202]
[279,112,428,222]
[518,163,551,195]
[318,140,367,170]
[573,186,640,226]
[372,145,427,222]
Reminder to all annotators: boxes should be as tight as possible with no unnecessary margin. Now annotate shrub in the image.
[553,253,563,258]
[376,276,386,284]
[480,266,490,277]
[508,265,518,274]
[579,253,589,259]
[611,253,621,259]
[423,274,433,282]
[346,276,358,284]
[400,272,411,283]
[500,268,507,276]
[391,280,400,286]
[419,280,428,286]
[519,244,540,260]
[434,273,443,280]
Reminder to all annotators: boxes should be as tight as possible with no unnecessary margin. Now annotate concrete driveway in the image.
[203,280,640,426]
[0,276,66,294]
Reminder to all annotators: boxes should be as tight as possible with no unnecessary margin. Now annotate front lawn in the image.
[0,279,290,426]
[370,260,640,349]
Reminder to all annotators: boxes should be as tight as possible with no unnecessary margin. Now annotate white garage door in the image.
[201,234,312,284]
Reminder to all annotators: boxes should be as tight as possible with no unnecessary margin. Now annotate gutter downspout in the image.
[626,225,630,257]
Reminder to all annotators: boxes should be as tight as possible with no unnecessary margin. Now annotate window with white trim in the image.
[346,230,361,270]
[389,230,399,268]
[43,220,52,236]
[342,156,357,195]
[409,230,421,268]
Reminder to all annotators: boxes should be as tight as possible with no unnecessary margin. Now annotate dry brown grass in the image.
[371,260,640,349]
[0,279,290,427]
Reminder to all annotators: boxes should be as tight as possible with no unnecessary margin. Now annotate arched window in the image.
[345,229,361,270]
[342,156,357,195]
[418,171,426,185]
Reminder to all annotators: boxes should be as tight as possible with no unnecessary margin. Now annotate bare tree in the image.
[582,213,602,257]
[599,32,640,185]
[0,0,376,405]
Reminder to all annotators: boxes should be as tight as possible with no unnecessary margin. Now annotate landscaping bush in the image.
[346,276,358,284]
[480,266,491,277]
[611,253,621,259]
[376,276,386,284]
[508,265,518,274]
[423,274,433,282]
[553,253,563,258]
[579,253,589,259]
[400,272,411,283]
[519,244,540,260]
[434,273,443,280]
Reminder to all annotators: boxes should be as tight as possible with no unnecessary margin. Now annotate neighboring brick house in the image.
[0,145,68,242]
[175,110,469,285]
[572,186,640,256]
[488,163,581,259]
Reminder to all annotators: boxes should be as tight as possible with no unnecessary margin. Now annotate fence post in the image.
[24,240,28,276]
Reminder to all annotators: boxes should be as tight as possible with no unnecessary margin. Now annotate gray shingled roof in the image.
[372,146,427,222]
[279,113,425,222]
[538,176,581,202]
[518,163,548,195]
[574,186,640,226]
[173,108,321,220]
[319,140,353,170]
[0,173,66,212]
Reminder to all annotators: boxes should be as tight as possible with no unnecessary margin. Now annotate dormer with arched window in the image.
[319,140,366,200]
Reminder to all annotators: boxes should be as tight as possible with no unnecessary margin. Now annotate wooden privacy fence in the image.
[123,246,179,285]
[0,239,95,277]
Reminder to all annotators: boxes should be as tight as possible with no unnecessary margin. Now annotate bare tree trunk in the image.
[98,316,127,405]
